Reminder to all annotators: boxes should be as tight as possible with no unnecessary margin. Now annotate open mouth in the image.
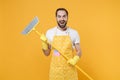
[59,20,65,24]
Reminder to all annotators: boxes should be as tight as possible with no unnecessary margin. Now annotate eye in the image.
[63,15,66,18]
[57,15,61,18]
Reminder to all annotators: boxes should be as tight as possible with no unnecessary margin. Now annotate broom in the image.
[21,16,94,80]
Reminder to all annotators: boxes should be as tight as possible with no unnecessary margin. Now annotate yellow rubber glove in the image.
[40,33,48,50]
[67,55,80,66]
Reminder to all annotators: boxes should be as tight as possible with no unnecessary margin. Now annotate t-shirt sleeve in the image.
[74,31,80,44]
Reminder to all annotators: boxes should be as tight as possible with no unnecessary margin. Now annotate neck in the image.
[57,26,67,31]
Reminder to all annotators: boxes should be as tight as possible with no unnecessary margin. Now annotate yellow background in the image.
[0,0,120,80]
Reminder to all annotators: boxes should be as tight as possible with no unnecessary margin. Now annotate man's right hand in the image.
[40,33,48,50]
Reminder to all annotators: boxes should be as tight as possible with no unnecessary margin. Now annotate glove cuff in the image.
[42,41,48,50]
[73,55,80,63]
[40,34,47,42]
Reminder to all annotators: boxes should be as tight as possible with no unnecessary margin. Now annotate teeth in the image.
[60,21,65,24]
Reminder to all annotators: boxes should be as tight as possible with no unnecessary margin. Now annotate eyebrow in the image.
[57,15,66,17]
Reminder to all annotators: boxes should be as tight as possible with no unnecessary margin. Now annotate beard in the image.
[57,20,67,28]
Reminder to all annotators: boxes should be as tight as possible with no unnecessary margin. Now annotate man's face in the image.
[56,10,68,28]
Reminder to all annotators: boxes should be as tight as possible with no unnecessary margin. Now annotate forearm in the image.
[42,44,51,56]
[75,43,82,57]
[76,48,82,57]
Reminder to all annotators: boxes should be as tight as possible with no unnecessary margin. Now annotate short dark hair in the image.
[56,8,68,16]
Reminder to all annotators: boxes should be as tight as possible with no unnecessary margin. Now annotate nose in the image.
[60,17,64,20]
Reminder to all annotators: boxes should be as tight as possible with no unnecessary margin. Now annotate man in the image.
[40,8,82,80]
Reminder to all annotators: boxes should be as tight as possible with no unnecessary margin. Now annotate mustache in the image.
[59,20,65,23]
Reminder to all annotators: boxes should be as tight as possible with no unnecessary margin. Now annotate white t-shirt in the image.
[46,26,80,48]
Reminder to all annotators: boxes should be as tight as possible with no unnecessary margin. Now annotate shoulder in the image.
[68,27,80,44]
[46,27,57,35]
[68,27,79,35]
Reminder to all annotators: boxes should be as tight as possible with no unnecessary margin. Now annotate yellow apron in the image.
[49,29,78,80]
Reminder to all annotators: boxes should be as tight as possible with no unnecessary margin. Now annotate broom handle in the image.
[33,28,41,36]
[34,29,94,80]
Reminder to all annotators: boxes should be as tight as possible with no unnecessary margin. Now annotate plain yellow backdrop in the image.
[0,0,120,80]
